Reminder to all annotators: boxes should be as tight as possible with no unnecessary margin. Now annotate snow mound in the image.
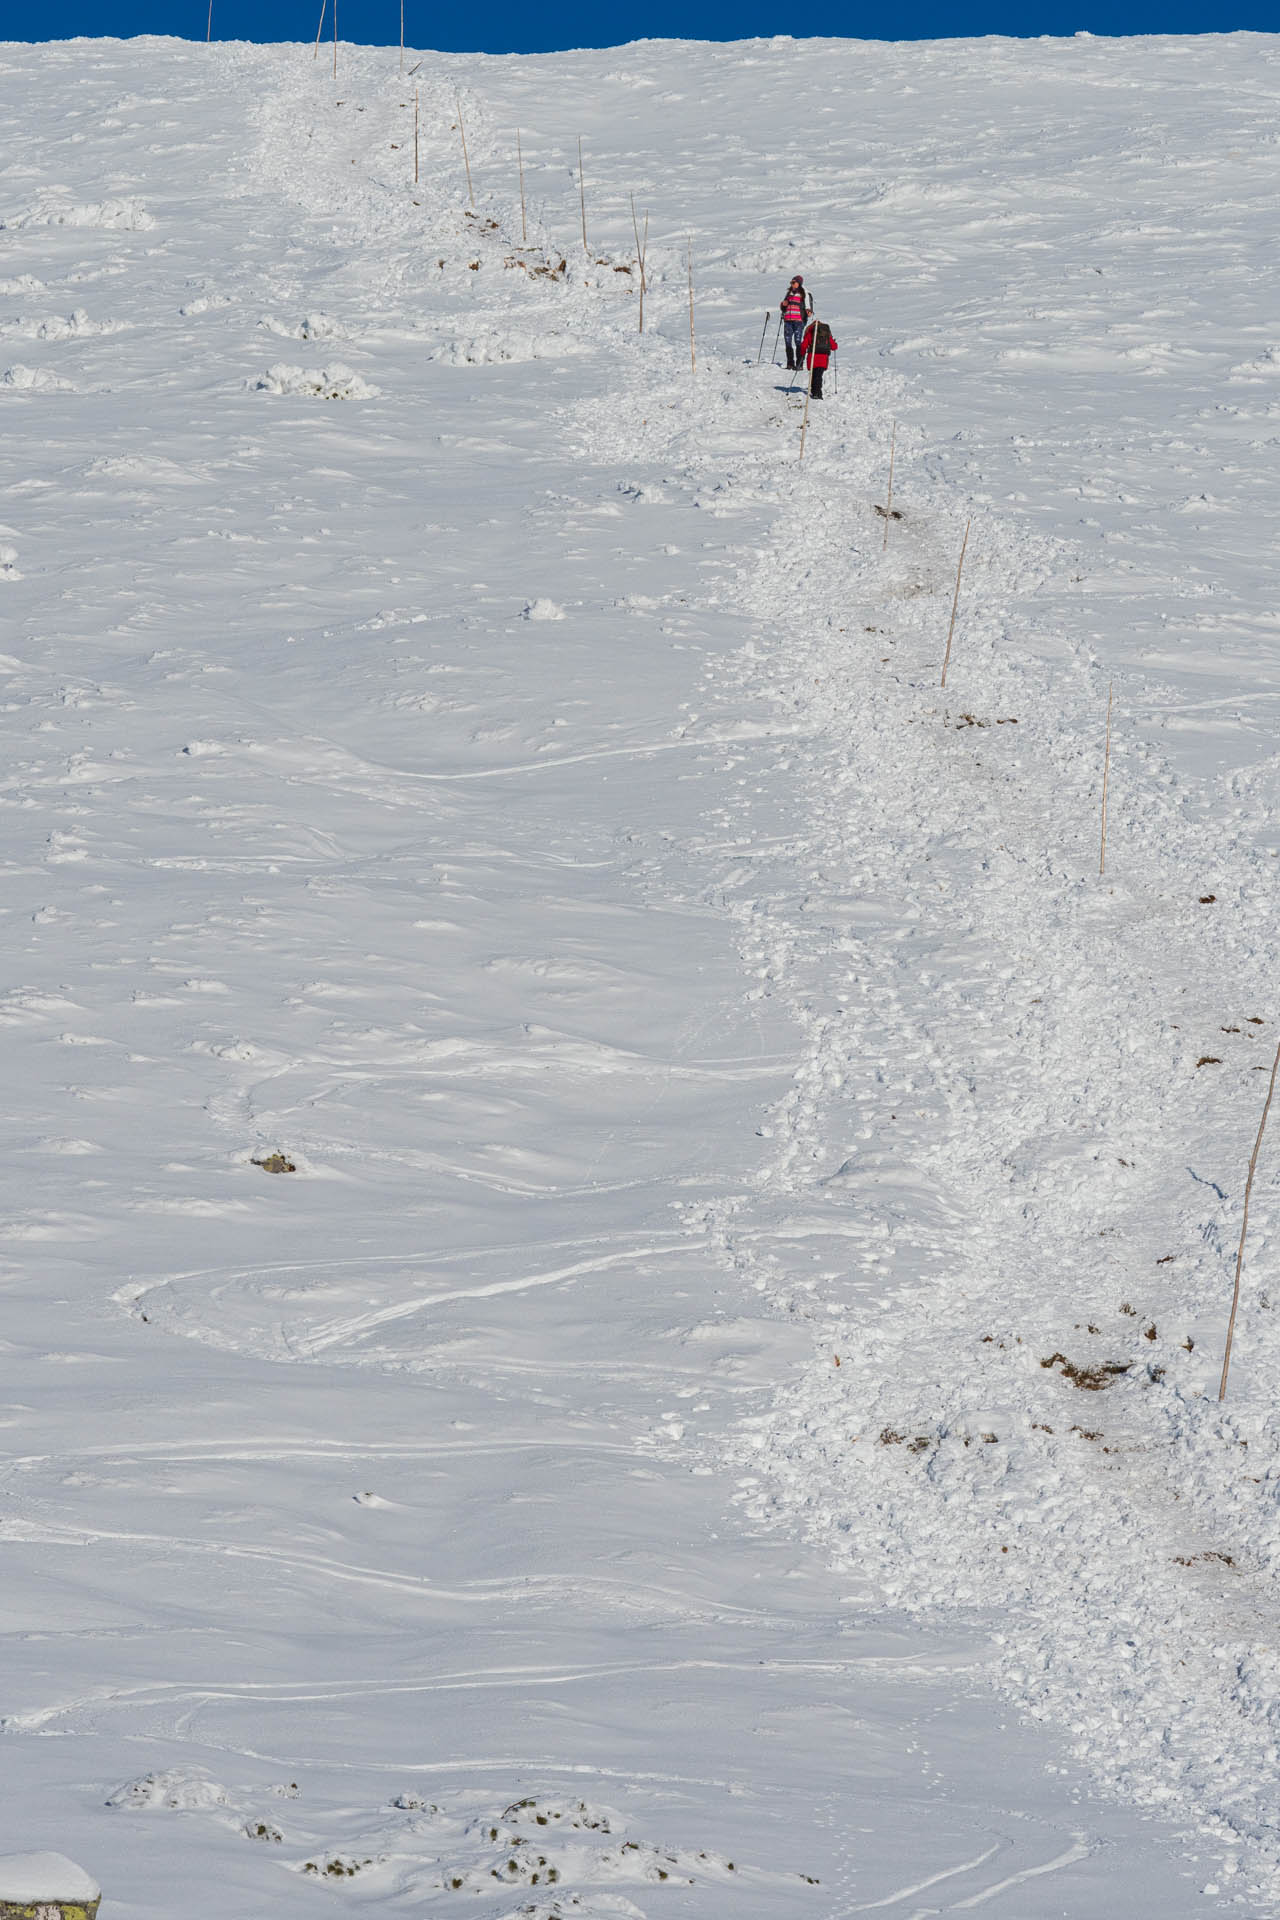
[179,292,234,316]
[259,311,352,341]
[431,329,587,366]
[0,545,21,580]
[1229,347,1280,380]
[107,1766,230,1810]
[88,453,203,485]
[2,193,154,230]
[251,360,380,400]
[0,274,45,295]
[0,1852,100,1901]
[524,598,566,622]
[1,310,120,343]
[1,364,72,391]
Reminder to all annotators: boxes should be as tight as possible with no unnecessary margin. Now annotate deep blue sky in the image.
[2,0,1275,55]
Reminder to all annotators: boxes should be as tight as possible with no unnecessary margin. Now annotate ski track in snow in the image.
[1,24,1279,1920]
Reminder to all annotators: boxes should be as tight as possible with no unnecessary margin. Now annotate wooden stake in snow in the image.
[640,210,649,331]
[1099,679,1114,875]
[630,193,648,332]
[457,97,474,208]
[414,88,420,186]
[687,237,696,373]
[313,0,326,58]
[939,518,972,690]
[798,314,817,461]
[206,0,212,39]
[882,418,897,550]
[1219,1036,1280,1402]
[332,0,338,81]
[399,0,404,72]
[578,137,589,253]
[517,130,528,246]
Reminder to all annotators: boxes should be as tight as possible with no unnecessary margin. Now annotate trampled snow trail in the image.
[2,27,1279,1919]
[567,232,1280,1908]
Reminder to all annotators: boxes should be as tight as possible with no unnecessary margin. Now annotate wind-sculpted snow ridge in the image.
[570,317,1280,1901]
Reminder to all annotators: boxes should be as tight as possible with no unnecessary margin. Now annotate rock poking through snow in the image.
[0,1853,101,1920]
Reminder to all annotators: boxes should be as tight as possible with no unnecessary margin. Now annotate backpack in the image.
[813,321,832,355]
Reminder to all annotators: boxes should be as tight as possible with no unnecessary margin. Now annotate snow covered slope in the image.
[0,24,1278,1918]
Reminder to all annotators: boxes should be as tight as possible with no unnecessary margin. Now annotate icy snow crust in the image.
[0,23,1278,1919]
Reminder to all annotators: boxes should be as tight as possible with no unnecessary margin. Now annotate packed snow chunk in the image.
[0,276,45,295]
[0,1852,100,1902]
[2,364,74,391]
[251,361,380,400]
[2,193,154,230]
[524,598,566,622]
[107,1766,229,1810]
[0,546,20,581]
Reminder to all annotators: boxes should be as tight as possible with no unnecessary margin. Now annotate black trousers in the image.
[809,365,825,399]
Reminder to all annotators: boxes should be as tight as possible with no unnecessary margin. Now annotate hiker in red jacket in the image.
[800,316,837,399]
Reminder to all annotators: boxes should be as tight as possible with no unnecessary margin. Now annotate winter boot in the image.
[785,349,796,370]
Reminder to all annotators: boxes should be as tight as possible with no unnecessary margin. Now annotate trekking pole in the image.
[788,328,802,394]
[771,313,782,364]
[756,310,770,364]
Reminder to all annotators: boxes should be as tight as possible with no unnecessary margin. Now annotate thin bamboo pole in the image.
[332,0,338,81]
[578,138,588,253]
[630,194,647,332]
[313,0,325,58]
[517,130,528,246]
[687,236,696,373]
[414,88,419,186]
[457,98,474,207]
[798,313,817,460]
[640,212,649,331]
[1219,1036,1280,1401]
[1099,680,1114,875]
[882,419,897,550]
[939,518,972,690]
[206,0,212,39]
[399,0,404,72]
